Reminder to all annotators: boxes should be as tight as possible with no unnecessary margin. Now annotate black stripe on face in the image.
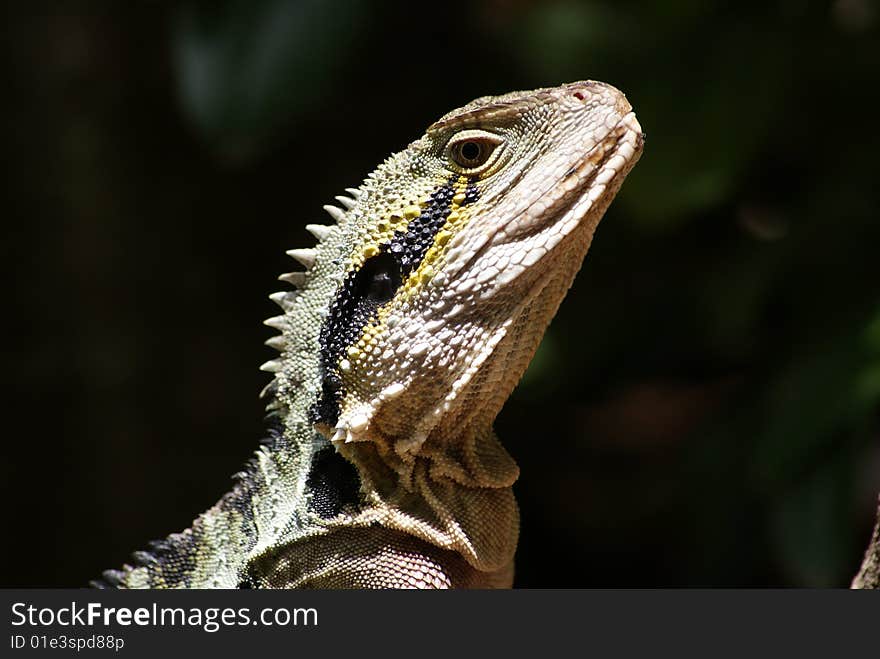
[308,250,403,427]
[309,177,480,428]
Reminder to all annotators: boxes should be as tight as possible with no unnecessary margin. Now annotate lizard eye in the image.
[452,141,486,166]
[445,130,504,174]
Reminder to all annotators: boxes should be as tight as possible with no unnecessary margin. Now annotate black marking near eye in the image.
[309,177,480,428]
[361,252,400,303]
[463,179,479,205]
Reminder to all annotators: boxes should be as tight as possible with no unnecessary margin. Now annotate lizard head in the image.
[270,81,643,488]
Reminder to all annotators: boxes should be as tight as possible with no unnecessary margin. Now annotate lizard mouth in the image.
[580,111,643,190]
[534,110,644,240]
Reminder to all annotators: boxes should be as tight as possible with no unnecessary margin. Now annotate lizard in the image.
[94,80,644,589]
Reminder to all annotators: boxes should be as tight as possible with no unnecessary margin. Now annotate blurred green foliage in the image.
[4,0,878,586]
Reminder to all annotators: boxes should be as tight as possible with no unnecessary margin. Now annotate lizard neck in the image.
[338,426,519,574]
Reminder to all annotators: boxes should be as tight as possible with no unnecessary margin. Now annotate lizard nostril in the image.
[572,91,586,101]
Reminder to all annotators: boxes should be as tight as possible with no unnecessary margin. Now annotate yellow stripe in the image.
[339,176,477,396]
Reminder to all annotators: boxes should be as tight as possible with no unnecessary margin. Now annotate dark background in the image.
[4,0,879,587]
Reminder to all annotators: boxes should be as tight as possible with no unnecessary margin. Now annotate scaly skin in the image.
[95,80,644,589]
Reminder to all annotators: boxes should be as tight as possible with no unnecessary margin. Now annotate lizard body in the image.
[95,80,643,589]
